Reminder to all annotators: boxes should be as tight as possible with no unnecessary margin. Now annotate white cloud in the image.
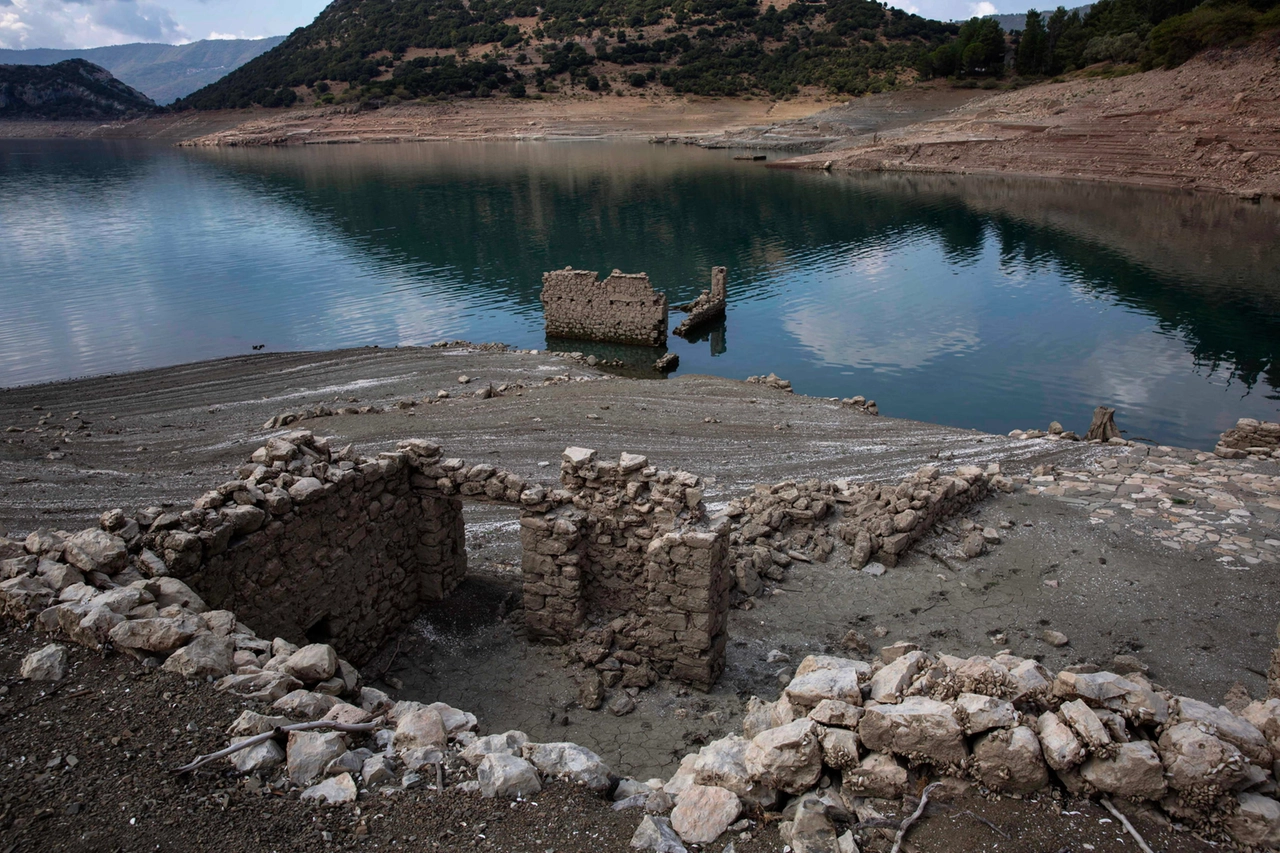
[780,247,983,372]
[969,1,999,16]
[0,0,187,50]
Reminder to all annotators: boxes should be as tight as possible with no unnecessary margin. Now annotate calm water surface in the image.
[1,139,1278,449]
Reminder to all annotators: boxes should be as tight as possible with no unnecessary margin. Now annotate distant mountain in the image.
[987,4,1092,31]
[0,59,157,119]
[0,38,285,105]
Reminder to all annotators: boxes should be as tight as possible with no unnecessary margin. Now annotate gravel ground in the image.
[0,624,1219,853]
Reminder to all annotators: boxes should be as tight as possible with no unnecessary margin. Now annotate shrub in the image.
[1143,2,1264,68]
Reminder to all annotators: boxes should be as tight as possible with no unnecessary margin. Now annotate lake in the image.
[1,138,1277,449]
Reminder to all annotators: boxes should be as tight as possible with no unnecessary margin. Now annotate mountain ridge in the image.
[0,59,158,118]
[0,38,285,104]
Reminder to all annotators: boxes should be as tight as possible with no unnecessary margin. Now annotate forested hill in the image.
[0,59,158,119]
[175,0,1280,110]
[175,0,961,108]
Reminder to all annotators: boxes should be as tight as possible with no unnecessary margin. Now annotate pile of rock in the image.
[831,464,1000,569]
[427,340,513,352]
[261,404,382,429]
[839,396,879,416]
[548,351,627,370]
[260,381,538,428]
[634,647,1280,850]
[745,374,793,392]
[717,464,1006,596]
[673,266,727,338]
[1217,418,1280,460]
[214,684,617,808]
[1008,421,1084,442]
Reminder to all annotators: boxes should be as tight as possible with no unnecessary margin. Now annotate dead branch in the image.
[173,719,382,775]
[927,551,957,572]
[922,796,1011,839]
[890,782,941,853]
[1101,797,1155,853]
[376,636,405,682]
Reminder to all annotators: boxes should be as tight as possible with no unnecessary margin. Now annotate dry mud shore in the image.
[2,344,1278,851]
[0,94,839,146]
[780,38,1280,198]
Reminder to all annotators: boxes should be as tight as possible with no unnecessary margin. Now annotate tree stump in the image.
[1085,406,1120,442]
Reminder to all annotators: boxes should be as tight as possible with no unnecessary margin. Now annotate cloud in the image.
[968,1,998,15]
[0,0,187,49]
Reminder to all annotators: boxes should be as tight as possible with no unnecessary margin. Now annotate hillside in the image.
[0,59,157,119]
[0,38,285,105]
[175,0,961,109]
[785,34,1280,197]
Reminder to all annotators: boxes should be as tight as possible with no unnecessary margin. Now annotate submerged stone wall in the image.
[541,268,669,347]
[674,266,728,338]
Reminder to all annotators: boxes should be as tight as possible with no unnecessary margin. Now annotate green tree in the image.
[1016,9,1049,74]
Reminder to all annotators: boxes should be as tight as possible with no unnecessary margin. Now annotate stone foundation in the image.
[541,268,669,347]
[185,448,466,664]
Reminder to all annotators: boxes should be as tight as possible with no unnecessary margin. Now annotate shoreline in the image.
[3,40,1276,198]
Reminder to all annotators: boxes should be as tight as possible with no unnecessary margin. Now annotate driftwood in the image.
[1085,406,1121,442]
[1101,797,1155,853]
[890,782,941,853]
[173,719,382,775]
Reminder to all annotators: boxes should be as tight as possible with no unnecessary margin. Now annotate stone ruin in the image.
[1,431,730,690]
[673,266,727,338]
[540,268,668,347]
[7,431,1280,848]
[1217,417,1280,460]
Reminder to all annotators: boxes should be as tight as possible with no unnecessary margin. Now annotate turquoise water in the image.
[1,138,1278,449]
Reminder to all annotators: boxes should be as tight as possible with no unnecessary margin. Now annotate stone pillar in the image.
[711,266,727,303]
[520,511,585,642]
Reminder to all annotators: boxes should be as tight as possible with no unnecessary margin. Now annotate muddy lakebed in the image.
[2,139,1279,448]
[2,346,1277,784]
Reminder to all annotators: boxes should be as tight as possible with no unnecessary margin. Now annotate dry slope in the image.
[786,37,1280,197]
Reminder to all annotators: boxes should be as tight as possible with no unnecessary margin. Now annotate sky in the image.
[0,0,1009,51]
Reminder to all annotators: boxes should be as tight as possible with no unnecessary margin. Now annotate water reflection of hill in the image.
[193,143,1280,396]
[863,173,1280,396]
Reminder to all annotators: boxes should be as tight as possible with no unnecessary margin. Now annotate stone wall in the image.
[521,447,732,690]
[129,433,467,664]
[541,268,669,347]
[1217,418,1280,460]
[181,434,467,664]
[674,266,727,338]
